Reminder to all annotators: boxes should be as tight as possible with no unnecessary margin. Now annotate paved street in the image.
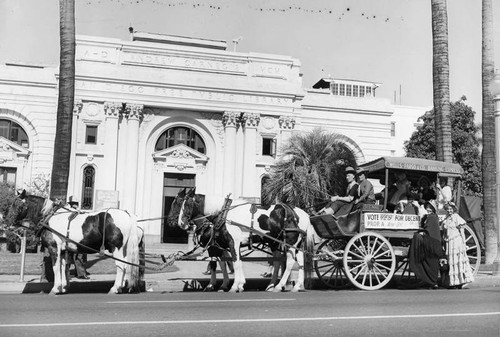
[1,287,499,337]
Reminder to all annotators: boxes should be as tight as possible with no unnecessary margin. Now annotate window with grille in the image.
[0,119,29,147]
[81,166,95,210]
[261,175,271,207]
[339,84,345,96]
[155,126,206,154]
[346,85,352,96]
[332,83,339,95]
[353,85,359,97]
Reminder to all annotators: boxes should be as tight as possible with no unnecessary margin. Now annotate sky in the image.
[1,0,499,119]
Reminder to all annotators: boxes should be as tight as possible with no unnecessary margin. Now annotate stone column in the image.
[116,110,128,208]
[123,103,143,212]
[103,102,122,190]
[279,116,295,156]
[233,122,244,198]
[68,100,82,197]
[241,113,260,199]
[222,111,240,197]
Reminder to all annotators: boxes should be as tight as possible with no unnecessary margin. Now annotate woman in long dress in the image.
[441,202,474,288]
[408,200,444,288]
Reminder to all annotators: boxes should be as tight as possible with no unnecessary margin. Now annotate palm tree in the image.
[50,0,75,202]
[262,128,357,211]
[431,0,453,163]
[481,0,497,264]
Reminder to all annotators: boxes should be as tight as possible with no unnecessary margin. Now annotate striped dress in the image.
[441,213,474,287]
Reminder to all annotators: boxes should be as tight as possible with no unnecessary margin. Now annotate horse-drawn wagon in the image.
[311,157,481,291]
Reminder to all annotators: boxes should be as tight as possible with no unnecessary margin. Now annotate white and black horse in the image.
[167,188,316,292]
[5,191,144,295]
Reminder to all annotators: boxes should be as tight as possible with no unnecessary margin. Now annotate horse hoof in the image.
[219,286,229,292]
[107,287,119,295]
[203,285,216,292]
[228,288,238,293]
[273,286,284,293]
[265,284,275,292]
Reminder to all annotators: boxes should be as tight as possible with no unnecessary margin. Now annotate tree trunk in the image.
[481,0,497,264]
[50,0,75,202]
[431,0,453,163]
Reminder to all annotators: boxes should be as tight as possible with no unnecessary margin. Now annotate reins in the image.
[36,221,160,271]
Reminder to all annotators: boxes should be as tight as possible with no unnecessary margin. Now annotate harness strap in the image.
[227,220,313,257]
[215,195,232,231]
[36,221,158,271]
[100,209,110,256]
[64,211,79,272]
[249,203,258,249]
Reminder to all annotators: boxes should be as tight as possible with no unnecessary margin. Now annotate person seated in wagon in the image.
[319,166,359,217]
[354,168,375,209]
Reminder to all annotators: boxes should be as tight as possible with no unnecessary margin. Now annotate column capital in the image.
[104,102,123,118]
[222,111,241,128]
[241,112,260,129]
[73,100,83,116]
[124,103,144,121]
[279,116,295,130]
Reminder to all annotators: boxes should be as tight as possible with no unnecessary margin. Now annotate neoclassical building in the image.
[0,32,429,244]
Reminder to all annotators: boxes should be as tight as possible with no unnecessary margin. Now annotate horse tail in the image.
[125,214,141,292]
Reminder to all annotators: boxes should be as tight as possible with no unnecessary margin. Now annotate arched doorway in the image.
[156,126,207,243]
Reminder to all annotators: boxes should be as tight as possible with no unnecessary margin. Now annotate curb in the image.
[1,274,499,294]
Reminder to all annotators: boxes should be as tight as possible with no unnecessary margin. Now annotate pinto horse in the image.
[167,188,315,292]
[5,191,144,295]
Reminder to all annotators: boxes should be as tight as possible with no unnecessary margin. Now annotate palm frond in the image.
[263,128,358,212]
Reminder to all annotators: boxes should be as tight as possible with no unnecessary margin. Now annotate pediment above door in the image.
[152,143,208,171]
[0,136,31,163]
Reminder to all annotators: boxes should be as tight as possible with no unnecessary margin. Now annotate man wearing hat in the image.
[355,168,375,206]
[321,166,359,216]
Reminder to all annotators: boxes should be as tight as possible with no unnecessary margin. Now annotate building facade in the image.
[0,32,429,244]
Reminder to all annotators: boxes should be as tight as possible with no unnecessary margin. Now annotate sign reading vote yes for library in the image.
[363,213,420,230]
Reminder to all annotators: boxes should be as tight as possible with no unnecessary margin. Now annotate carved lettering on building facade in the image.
[75,80,291,107]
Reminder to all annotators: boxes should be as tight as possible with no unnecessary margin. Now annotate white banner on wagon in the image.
[363,213,420,230]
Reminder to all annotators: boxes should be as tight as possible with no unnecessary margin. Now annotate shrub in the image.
[0,184,38,253]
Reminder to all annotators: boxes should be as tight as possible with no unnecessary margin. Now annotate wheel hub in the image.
[365,255,375,269]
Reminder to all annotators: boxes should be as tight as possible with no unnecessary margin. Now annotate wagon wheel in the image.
[314,238,350,289]
[463,224,481,277]
[343,232,396,290]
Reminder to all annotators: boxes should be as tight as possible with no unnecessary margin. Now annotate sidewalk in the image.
[1,261,499,294]
[0,258,273,294]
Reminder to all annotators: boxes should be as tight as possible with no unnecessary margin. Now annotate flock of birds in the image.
[83,1,400,22]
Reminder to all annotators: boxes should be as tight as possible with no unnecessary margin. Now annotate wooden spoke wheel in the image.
[314,239,351,289]
[343,232,396,290]
[463,224,481,277]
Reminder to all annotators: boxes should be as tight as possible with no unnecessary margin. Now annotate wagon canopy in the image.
[358,157,464,181]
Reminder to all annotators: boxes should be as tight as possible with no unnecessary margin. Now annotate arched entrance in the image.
[155,125,207,243]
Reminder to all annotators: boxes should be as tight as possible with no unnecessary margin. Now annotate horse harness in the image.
[275,203,306,251]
